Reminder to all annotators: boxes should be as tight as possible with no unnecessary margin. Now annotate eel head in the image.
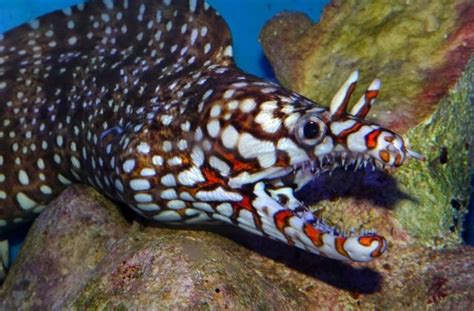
[203,71,423,262]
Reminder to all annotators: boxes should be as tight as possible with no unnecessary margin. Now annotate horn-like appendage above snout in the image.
[326,71,424,167]
[285,71,424,190]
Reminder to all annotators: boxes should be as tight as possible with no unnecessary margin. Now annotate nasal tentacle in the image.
[330,71,359,118]
[351,78,381,118]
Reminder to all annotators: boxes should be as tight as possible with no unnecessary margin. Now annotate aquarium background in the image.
[0,0,325,78]
[0,0,472,264]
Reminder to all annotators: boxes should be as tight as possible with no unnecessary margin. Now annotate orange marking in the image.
[358,236,386,258]
[334,236,350,258]
[379,150,390,163]
[365,129,381,149]
[303,224,324,247]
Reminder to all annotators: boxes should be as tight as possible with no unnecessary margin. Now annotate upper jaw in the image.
[227,150,396,191]
[287,150,400,191]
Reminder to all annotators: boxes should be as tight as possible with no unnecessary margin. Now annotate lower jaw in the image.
[251,180,387,262]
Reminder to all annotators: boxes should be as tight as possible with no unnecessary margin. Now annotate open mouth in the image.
[291,151,394,177]
[233,153,391,262]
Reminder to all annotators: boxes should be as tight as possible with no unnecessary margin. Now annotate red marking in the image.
[358,236,386,258]
[303,224,324,247]
[272,209,295,246]
[202,167,226,187]
[365,129,381,149]
[274,209,293,231]
[233,195,253,212]
[365,90,379,102]
[231,196,264,232]
[334,236,350,258]
[213,143,255,173]
[355,105,370,119]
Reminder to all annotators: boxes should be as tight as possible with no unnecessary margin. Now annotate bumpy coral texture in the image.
[260,0,473,248]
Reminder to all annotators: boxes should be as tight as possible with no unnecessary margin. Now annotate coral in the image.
[260,0,473,248]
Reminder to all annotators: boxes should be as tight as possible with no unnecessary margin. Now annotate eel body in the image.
[0,0,422,263]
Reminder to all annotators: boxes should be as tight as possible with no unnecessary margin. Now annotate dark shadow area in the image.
[209,224,382,294]
[3,222,32,267]
[138,165,413,293]
[142,215,382,294]
[297,165,415,210]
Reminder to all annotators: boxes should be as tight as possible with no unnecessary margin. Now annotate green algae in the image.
[300,0,462,123]
[395,59,473,247]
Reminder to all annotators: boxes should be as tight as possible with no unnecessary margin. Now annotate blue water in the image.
[0,0,472,264]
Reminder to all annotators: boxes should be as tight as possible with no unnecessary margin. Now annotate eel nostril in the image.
[384,136,395,143]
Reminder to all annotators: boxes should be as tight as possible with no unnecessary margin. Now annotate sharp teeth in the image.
[340,152,347,167]
[323,156,330,166]
[354,156,362,171]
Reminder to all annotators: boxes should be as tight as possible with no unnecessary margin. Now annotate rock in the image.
[1,185,473,309]
[0,186,312,309]
[260,0,474,249]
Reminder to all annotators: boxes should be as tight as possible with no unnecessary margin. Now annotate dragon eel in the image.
[0,0,423,267]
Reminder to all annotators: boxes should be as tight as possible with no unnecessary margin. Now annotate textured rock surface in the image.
[1,185,473,309]
[260,0,474,248]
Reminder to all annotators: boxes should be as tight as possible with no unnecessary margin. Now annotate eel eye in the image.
[304,121,320,139]
[296,115,327,146]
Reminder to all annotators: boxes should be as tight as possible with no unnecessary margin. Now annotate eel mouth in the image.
[292,151,396,177]
[244,152,390,262]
